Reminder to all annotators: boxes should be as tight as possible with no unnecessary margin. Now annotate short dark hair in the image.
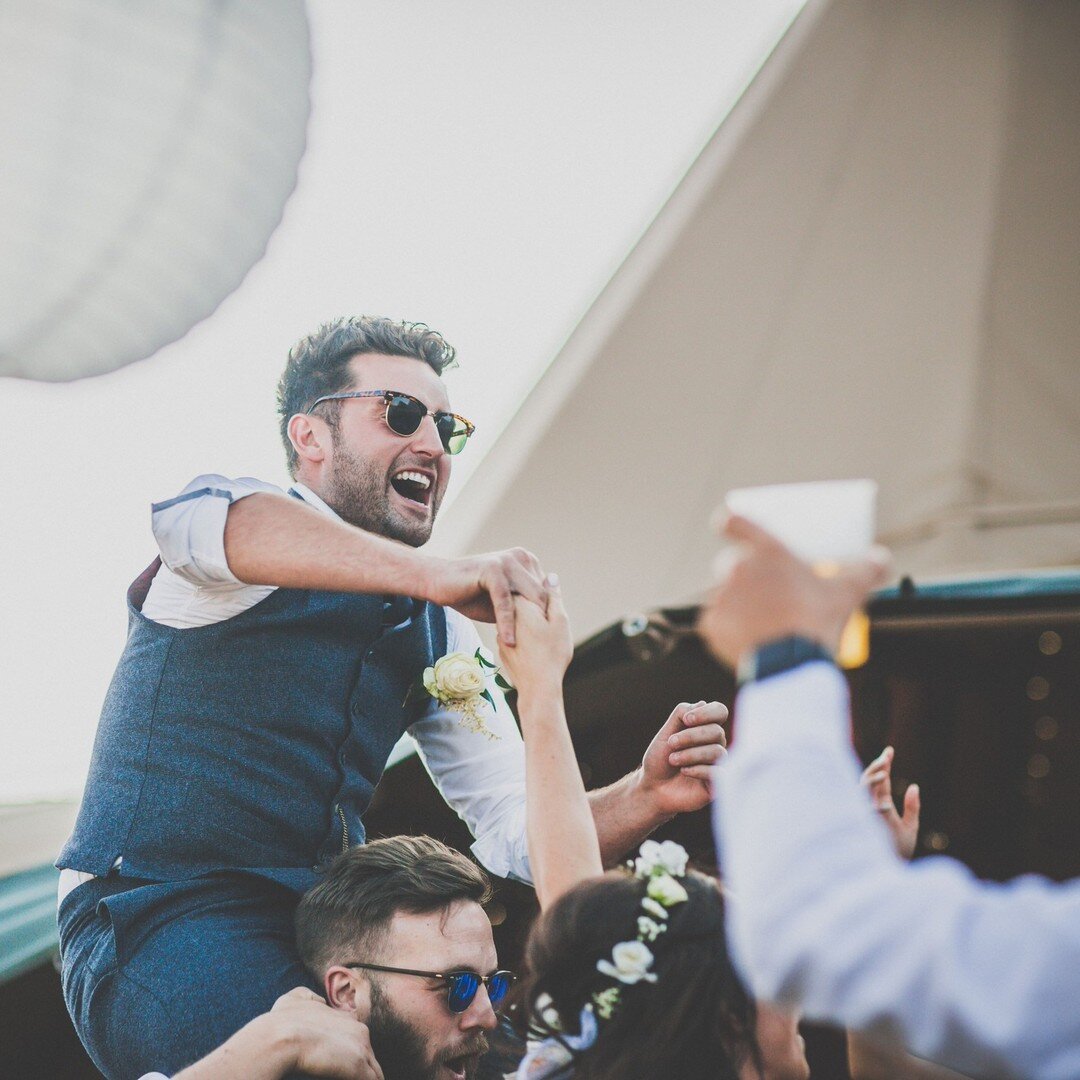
[295,835,492,978]
[520,870,762,1080]
[276,316,459,476]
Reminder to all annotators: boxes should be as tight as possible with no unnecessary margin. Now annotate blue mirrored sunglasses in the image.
[344,962,515,1013]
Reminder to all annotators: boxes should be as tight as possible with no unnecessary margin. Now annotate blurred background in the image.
[2,1,1078,1076]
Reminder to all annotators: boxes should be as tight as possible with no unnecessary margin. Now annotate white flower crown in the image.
[518,842,691,1079]
[590,840,690,1019]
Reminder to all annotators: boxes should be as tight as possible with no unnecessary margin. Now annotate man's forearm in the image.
[223,492,438,597]
[588,769,671,867]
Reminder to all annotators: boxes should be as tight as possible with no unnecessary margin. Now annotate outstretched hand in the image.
[639,699,729,815]
[497,575,573,698]
[861,746,921,861]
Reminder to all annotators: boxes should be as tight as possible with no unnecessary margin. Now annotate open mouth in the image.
[389,468,433,508]
[440,1055,476,1080]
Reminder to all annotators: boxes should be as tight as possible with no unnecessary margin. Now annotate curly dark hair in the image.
[519,870,762,1080]
[276,316,458,476]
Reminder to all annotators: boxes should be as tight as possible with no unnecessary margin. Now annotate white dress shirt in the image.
[713,661,1080,1080]
[65,474,530,892]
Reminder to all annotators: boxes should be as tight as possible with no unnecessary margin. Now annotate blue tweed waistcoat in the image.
[58,559,447,885]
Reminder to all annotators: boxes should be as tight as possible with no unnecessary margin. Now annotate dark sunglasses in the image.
[305,389,475,455]
[343,962,515,1013]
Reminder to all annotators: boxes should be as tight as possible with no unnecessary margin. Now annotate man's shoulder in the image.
[152,473,286,512]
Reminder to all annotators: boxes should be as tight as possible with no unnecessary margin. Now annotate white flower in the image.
[418,650,501,740]
[534,992,562,1031]
[655,840,689,876]
[640,897,669,921]
[633,839,663,877]
[634,839,688,879]
[596,941,657,985]
[427,652,486,700]
[646,873,689,908]
[637,915,666,942]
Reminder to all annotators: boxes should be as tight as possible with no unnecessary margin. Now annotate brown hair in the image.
[520,870,761,1080]
[276,316,458,476]
[295,835,491,977]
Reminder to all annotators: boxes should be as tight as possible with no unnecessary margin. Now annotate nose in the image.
[408,412,446,458]
[459,984,498,1032]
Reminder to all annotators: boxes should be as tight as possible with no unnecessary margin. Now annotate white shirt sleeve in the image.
[150,474,285,586]
[142,475,285,627]
[713,662,1080,1080]
[407,609,531,884]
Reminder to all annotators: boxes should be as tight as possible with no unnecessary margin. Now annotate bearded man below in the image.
[56,316,728,1079]
[296,835,506,1080]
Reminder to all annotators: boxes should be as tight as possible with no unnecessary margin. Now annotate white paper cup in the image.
[724,479,877,562]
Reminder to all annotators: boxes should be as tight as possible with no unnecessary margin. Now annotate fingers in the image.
[861,745,894,783]
[499,550,551,643]
[902,783,921,827]
[678,764,716,783]
[665,704,725,773]
[655,700,702,740]
[273,986,324,1009]
[668,742,725,769]
[721,513,789,552]
[545,572,565,620]
[489,577,517,647]
[668,722,727,752]
[683,700,729,727]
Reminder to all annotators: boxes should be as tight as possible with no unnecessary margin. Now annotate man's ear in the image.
[325,966,372,1021]
[288,413,329,470]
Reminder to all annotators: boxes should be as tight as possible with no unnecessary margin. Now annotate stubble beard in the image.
[322,436,438,548]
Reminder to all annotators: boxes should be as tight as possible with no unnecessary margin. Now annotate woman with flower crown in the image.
[497,576,810,1080]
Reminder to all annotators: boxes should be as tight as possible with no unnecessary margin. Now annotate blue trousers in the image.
[58,872,321,1080]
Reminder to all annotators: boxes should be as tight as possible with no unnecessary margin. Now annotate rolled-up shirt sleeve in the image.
[151,474,284,587]
[408,610,531,884]
[714,662,1080,1080]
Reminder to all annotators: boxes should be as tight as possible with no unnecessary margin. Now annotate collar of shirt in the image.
[290,481,337,518]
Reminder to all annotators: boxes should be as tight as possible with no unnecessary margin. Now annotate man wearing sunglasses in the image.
[57,316,727,1078]
[296,835,509,1080]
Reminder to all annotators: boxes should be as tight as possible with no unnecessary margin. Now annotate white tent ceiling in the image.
[434,0,1080,637]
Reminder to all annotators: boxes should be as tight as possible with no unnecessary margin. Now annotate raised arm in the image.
[701,515,1080,1080]
[498,579,603,908]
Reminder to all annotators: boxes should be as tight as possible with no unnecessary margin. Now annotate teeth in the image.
[394,470,431,488]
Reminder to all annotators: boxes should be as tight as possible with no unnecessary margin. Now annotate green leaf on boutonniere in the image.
[474,648,497,669]
[494,673,513,691]
[480,689,495,711]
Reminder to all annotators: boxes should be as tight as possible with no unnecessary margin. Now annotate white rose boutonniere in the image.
[406,648,512,740]
[595,941,657,985]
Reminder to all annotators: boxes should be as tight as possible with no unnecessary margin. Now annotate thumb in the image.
[721,512,789,553]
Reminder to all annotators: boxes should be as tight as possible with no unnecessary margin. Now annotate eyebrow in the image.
[439,961,500,975]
